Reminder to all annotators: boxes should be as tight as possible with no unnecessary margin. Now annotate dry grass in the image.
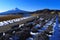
[31,13,40,16]
[0,15,23,22]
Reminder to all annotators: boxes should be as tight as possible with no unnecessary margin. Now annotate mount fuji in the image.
[0,8,30,15]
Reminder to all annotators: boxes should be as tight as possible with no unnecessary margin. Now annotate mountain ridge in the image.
[0,8,60,15]
[0,8,30,15]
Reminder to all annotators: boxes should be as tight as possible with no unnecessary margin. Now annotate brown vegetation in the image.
[0,15,23,22]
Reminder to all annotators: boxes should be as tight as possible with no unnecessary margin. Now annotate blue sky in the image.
[0,0,60,12]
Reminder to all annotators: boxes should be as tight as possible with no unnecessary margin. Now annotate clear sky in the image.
[0,0,60,12]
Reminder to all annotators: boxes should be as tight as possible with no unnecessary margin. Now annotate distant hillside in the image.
[31,9,60,15]
[30,9,60,17]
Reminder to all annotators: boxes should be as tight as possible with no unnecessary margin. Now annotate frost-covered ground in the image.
[0,16,33,26]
